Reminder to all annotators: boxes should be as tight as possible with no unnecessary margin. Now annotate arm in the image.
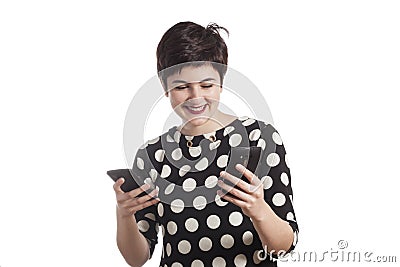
[116,206,151,267]
[250,201,295,254]
[218,122,299,256]
[113,178,159,267]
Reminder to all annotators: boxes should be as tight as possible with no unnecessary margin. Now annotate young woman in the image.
[113,21,299,267]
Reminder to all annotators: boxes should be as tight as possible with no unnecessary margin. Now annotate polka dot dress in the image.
[131,117,299,266]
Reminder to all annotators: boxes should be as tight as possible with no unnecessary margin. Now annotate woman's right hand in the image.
[113,178,160,218]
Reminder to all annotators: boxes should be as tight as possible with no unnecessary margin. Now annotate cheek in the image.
[207,91,221,104]
[169,94,185,109]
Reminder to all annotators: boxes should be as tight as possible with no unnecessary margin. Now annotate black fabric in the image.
[131,117,299,266]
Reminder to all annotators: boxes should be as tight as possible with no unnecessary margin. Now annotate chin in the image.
[184,116,210,127]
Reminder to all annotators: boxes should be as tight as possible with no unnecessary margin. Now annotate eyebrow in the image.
[171,78,216,84]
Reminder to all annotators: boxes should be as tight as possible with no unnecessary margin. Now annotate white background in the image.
[1,0,399,266]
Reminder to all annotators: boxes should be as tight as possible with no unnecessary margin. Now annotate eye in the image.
[201,83,214,88]
[175,85,188,90]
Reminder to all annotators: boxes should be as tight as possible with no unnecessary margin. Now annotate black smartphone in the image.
[107,168,152,196]
[222,146,262,196]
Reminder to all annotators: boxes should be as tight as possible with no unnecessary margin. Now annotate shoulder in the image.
[237,116,281,140]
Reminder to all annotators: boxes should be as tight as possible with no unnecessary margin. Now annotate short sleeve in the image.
[256,123,299,255]
[131,146,160,259]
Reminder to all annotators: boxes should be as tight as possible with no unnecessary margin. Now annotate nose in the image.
[188,83,202,99]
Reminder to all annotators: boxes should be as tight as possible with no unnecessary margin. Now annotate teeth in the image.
[187,105,205,111]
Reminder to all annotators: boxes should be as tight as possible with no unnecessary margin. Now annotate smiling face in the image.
[165,64,223,133]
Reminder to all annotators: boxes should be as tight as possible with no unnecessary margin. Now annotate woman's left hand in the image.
[217,164,268,221]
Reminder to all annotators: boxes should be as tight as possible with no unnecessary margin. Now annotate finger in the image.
[122,186,158,206]
[128,183,151,198]
[131,197,160,213]
[113,177,125,194]
[134,188,159,205]
[235,164,261,185]
[117,183,151,203]
[217,189,246,207]
[220,170,251,193]
[217,179,249,201]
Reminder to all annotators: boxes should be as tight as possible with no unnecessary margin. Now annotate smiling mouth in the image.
[185,104,207,114]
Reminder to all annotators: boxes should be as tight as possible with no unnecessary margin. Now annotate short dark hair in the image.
[156,21,229,90]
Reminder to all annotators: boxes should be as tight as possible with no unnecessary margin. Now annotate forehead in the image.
[166,64,220,84]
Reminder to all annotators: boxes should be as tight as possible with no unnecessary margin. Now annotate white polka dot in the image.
[161,224,165,237]
[165,183,175,195]
[191,259,204,267]
[203,131,216,139]
[205,175,218,188]
[185,218,199,232]
[166,242,172,256]
[209,140,221,150]
[155,149,165,162]
[266,152,280,167]
[195,157,208,171]
[289,194,293,203]
[293,230,298,245]
[220,234,234,249]
[182,178,197,192]
[174,131,181,143]
[272,192,286,206]
[281,172,289,186]
[161,165,171,178]
[137,220,149,232]
[234,254,247,267]
[257,138,266,150]
[229,133,242,147]
[166,135,174,142]
[260,176,273,190]
[238,115,249,121]
[184,135,194,141]
[171,262,183,267]
[171,199,185,213]
[215,194,228,206]
[272,131,283,145]
[167,221,178,235]
[206,214,220,229]
[253,250,263,264]
[157,203,164,217]
[193,196,207,210]
[178,240,191,254]
[199,237,212,251]
[171,148,183,161]
[189,146,202,157]
[249,129,261,141]
[287,212,295,221]
[144,177,153,186]
[229,211,243,226]
[144,213,155,221]
[242,230,253,245]
[179,165,191,177]
[223,126,235,136]
[212,257,226,267]
[136,157,144,170]
[149,169,158,182]
[242,118,255,126]
[216,154,228,168]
